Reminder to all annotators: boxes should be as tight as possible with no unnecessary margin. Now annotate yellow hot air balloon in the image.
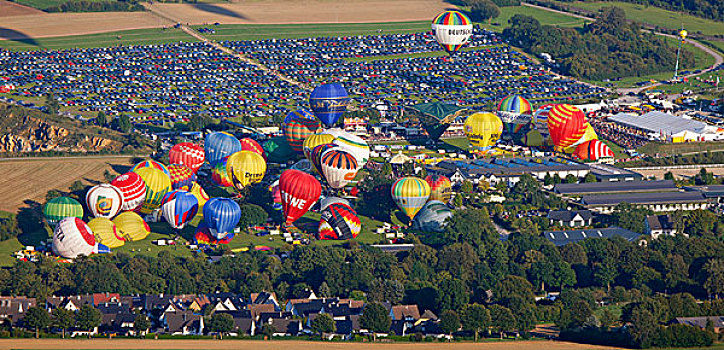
[564,123,599,154]
[464,112,503,151]
[391,177,431,222]
[227,151,267,192]
[190,181,209,213]
[133,167,172,214]
[113,211,150,241]
[679,29,688,39]
[303,133,335,162]
[87,217,124,248]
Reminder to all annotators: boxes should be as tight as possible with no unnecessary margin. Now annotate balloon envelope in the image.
[195,221,234,245]
[321,149,358,189]
[262,136,294,164]
[303,133,335,163]
[44,196,83,227]
[133,167,172,214]
[211,156,233,187]
[227,151,267,192]
[169,142,205,173]
[575,139,614,161]
[111,172,147,212]
[464,112,503,151]
[425,175,453,203]
[319,196,352,212]
[168,164,196,191]
[413,200,453,232]
[547,104,586,151]
[52,217,95,259]
[311,143,337,175]
[332,132,369,168]
[113,211,150,241]
[85,184,124,219]
[309,83,349,127]
[431,10,473,54]
[190,182,210,212]
[240,138,266,160]
[318,203,361,240]
[161,190,199,229]
[279,169,321,225]
[285,118,321,153]
[87,217,124,248]
[498,95,532,115]
[391,177,431,221]
[205,132,242,165]
[131,160,169,177]
[203,198,241,239]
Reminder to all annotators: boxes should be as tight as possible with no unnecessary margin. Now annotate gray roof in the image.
[684,185,724,198]
[547,210,593,222]
[555,180,677,195]
[544,227,641,246]
[582,191,708,206]
[646,215,673,231]
[671,316,724,328]
[609,111,709,135]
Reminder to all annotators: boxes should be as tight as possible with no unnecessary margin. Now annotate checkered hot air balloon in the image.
[240,138,266,160]
[169,142,205,173]
[431,11,473,55]
[168,164,197,191]
[547,104,586,151]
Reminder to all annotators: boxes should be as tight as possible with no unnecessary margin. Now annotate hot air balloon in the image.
[320,128,347,139]
[169,142,205,173]
[52,217,95,259]
[269,180,282,211]
[279,169,321,225]
[425,175,453,203]
[240,138,266,160]
[391,177,431,222]
[131,160,170,177]
[309,83,350,127]
[44,197,83,227]
[227,151,267,192]
[113,211,150,241]
[195,221,233,245]
[566,123,599,151]
[211,156,233,187]
[284,109,316,125]
[310,143,337,175]
[285,118,321,153]
[87,217,124,248]
[262,136,294,164]
[547,104,586,151]
[532,104,554,124]
[203,198,241,239]
[320,149,358,189]
[85,184,124,219]
[464,112,503,151]
[111,172,147,212]
[332,132,370,168]
[168,164,196,191]
[161,190,198,229]
[431,10,473,55]
[523,129,544,147]
[133,167,172,214]
[319,196,352,212]
[413,200,453,232]
[303,133,335,162]
[205,132,242,165]
[190,182,210,212]
[575,139,614,161]
[498,95,532,115]
[318,203,361,240]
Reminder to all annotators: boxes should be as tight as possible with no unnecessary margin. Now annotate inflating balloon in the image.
[318,203,361,240]
[205,132,242,165]
[332,132,370,168]
[195,221,233,245]
[169,142,205,173]
[240,138,266,160]
[431,10,473,55]
[88,217,124,248]
[168,164,196,191]
[425,175,453,203]
[131,160,169,177]
[413,200,454,232]
[44,196,83,227]
[203,198,241,239]
[303,133,335,162]
[498,95,532,115]
[190,182,210,212]
[85,184,124,219]
[464,112,503,151]
[575,139,614,161]
[309,83,350,127]
[262,136,294,164]
[279,169,321,225]
[391,177,431,222]
[161,190,199,229]
[133,167,172,214]
[53,217,95,258]
[547,104,586,151]
[285,118,321,153]
[111,172,147,212]
[113,211,150,241]
[211,156,233,187]
[226,151,267,192]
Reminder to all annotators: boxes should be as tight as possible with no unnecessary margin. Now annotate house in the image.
[99,304,136,336]
[248,304,277,319]
[164,310,204,335]
[249,292,280,311]
[267,318,302,337]
[0,296,36,326]
[670,316,724,333]
[188,295,210,312]
[389,305,421,336]
[645,214,682,239]
[543,227,641,246]
[547,210,593,228]
[90,293,121,306]
[215,310,255,336]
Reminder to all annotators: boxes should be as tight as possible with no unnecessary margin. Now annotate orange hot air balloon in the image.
[575,140,614,161]
[547,104,586,151]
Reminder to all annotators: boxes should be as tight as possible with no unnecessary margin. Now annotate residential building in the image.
[645,214,682,239]
[547,210,593,227]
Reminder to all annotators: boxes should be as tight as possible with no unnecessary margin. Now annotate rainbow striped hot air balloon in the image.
[391,177,431,223]
[283,109,316,125]
[498,95,532,115]
[44,196,84,227]
[547,104,587,151]
[131,160,170,177]
[431,10,473,55]
[211,156,233,187]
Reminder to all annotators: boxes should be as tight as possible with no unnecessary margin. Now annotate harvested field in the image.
[0,11,170,38]
[0,156,134,212]
[633,167,724,180]
[0,0,44,17]
[0,339,623,350]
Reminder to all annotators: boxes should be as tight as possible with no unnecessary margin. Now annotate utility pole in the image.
[674,25,687,81]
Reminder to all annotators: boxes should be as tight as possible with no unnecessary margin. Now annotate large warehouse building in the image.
[609,111,723,142]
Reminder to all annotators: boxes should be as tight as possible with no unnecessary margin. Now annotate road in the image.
[522,2,724,94]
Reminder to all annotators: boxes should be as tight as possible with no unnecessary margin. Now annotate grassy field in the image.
[480,4,588,32]
[551,0,724,37]
[0,27,196,51]
[14,0,109,10]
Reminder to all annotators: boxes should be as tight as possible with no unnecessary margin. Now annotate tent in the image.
[389,152,412,164]
[411,103,469,141]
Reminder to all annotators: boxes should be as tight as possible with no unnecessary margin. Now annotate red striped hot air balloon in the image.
[279,169,321,225]
[547,104,586,151]
[240,138,266,160]
[575,140,614,161]
[168,142,205,173]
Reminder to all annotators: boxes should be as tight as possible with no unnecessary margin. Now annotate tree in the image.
[664,171,674,181]
[261,323,275,339]
[113,114,132,133]
[461,180,474,193]
[310,313,336,338]
[471,0,500,24]
[237,204,268,229]
[76,305,102,336]
[52,307,75,339]
[628,308,657,348]
[44,92,60,115]
[583,173,597,183]
[318,282,331,298]
[208,313,234,339]
[360,302,391,341]
[611,203,653,233]
[684,209,717,237]
[189,115,212,131]
[565,174,577,183]
[488,304,516,339]
[25,306,50,338]
[134,313,150,337]
[96,111,107,126]
[703,259,724,298]
[438,310,460,340]
[460,303,490,341]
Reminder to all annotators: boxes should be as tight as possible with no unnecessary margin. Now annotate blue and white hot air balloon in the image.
[161,190,199,229]
[203,198,241,239]
[205,132,242,165]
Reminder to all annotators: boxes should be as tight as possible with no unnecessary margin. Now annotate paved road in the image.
[522,2,724,94]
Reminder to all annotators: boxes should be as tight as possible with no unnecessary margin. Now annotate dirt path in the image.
[0,338,623,350]
[521,2,724,94]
